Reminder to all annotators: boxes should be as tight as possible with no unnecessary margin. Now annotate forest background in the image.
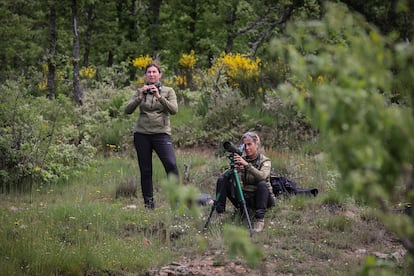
[1,0,414,275]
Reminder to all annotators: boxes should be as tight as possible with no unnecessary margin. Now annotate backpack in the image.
[270,175,318,198]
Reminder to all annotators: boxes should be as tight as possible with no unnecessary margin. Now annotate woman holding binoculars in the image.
[125,62,179,209]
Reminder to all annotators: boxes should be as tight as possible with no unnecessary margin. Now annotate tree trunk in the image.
[72,0,83,106]
[224,7,237,54]
[128,0,138,41]
[83,3,94,67]
[188,0,197,51]
[46,4,57,100]
[108,49,114,67]
[150,0,162,58]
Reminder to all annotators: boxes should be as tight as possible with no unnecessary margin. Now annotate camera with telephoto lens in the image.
[223,141,245,166]
[223,141,244,155]
[144,83,161,95]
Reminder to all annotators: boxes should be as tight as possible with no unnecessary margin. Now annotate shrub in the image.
[209,52,261,99]
[0,80,96,192]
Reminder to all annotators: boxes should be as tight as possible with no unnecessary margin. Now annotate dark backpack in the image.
[270,176,318,198]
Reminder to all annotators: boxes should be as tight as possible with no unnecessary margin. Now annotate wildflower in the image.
[176,75,187,87]
[132,55,153,70]
[80,65,96,79]
[316,75,324,84]
[211,52,260,87]
[38,79,47,90]
[179,50,197,69]
[38,63,49,90]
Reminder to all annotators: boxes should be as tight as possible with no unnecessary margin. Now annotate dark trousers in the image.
[215,172,274,219]
[134,132,179,206]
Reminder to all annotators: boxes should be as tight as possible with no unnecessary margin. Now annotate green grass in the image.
[1,149,412,275]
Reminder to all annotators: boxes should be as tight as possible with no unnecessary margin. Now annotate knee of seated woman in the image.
[256,180,268,189]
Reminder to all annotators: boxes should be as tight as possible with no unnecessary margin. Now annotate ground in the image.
[144,147,410,276]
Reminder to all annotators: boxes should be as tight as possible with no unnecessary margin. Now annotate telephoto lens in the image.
[223,141,243,155]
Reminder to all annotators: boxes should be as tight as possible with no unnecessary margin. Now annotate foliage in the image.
[0,80,96,191]
[80,65,97,79]
[272,1,414,258]
[224,225,263,268]
[77,86,134,152]
[132,55,153,70]
[209,52,261,99]
[161,176,202,217]
[94,61,132,88]
[179,50,197,70]
[1,151,412,275]
[2,1,414,273]
[177,50,198,90]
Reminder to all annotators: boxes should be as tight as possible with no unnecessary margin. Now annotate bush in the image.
[0,80,96,192]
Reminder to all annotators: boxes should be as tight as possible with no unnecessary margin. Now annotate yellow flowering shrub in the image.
[179,50,197,69]
[38,64,48,90]
[176,50,198,90]
[38,79,47,90]
[80,65,96,79]
[176,75,187,88]
[210,52,260,88]
[132,55,153,70]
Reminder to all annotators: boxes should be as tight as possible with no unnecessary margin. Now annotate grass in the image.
[1,147,412,275]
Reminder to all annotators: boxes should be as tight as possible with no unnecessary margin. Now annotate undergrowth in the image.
[1,151,411,275]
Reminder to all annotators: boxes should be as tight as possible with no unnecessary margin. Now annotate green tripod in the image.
[204,141,254,237]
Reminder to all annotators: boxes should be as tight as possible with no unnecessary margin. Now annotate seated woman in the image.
[215,131,275,232]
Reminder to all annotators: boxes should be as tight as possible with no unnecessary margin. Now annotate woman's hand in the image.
[148,84,161,99]
[234,154,248,168]
[138,84,161,100]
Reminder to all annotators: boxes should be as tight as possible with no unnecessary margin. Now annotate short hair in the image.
[241,131,261,146]
[145,62,161,73]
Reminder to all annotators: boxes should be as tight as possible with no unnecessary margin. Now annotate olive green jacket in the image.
[240,153,273,195]
[124,85,178,135]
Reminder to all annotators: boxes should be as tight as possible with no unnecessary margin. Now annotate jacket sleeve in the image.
[124,91,142,114]
[159,87,178,115]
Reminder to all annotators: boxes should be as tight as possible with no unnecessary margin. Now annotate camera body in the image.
[144,83,161,95]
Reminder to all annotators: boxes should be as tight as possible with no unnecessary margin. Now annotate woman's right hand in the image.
[137,85,149,100]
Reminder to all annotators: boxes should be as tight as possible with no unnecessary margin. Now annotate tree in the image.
[339,0,414,41]
[0,0,47,81]
[149,0,163,57]
[47,1,57,99]
[72,0,82,105]
[83,1,94,67]
[272,1,414,259]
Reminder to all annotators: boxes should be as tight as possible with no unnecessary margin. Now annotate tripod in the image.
[204,151,254,237]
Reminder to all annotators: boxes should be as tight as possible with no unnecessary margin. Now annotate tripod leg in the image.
[203,192,220,231]
[240,199,254,237]
[232,169,254,237]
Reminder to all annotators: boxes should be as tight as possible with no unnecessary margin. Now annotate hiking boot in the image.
[144,197,155,209]
[253,218,265,232]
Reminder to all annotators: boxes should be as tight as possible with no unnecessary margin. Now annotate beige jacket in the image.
[240,153,273,195]
[125,85,178,135]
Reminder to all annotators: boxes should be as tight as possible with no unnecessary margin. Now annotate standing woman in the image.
[125,62,179,209]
